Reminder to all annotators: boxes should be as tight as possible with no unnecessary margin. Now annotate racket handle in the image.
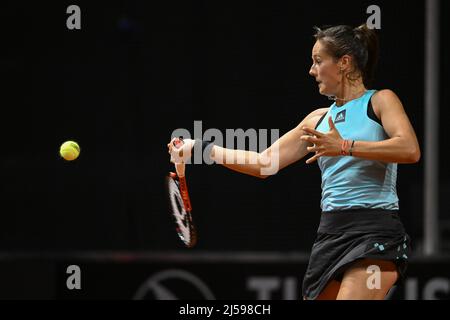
[178,176,192,212]
[175,162,185,178]
[172,138,186,177]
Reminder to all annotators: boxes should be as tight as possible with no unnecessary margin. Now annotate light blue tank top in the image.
[315,90,399,212]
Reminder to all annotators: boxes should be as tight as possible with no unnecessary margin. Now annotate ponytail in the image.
[353,24,379,87]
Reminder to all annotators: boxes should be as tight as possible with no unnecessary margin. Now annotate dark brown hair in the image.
[313,24,379,87]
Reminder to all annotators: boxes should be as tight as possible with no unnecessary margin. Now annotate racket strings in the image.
[166,174,197,247]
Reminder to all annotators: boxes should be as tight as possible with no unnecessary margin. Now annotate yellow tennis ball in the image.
[60,141,80,161]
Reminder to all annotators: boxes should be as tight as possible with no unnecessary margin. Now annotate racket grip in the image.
[172,138,186,176]
[178,176,192,212]
[175,162,186,177]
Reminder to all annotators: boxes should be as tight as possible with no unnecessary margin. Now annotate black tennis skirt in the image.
[302,209,411,300]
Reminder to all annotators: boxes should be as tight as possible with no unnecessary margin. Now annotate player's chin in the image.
[316,83,324,92]
[318,85,327,95]
[318,85,332,96]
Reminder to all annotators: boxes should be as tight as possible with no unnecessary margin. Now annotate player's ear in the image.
[339,55,351,72]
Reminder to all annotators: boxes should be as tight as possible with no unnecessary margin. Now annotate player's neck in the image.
[332,82,367,106]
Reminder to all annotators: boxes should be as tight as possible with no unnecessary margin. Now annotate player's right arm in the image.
[210,108,329,178]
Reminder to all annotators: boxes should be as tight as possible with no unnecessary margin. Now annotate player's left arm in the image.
[350,89,421,163]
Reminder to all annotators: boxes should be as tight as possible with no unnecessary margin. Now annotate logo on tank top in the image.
[335,110,346,124]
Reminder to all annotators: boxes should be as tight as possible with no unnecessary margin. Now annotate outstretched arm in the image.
[210,108,329,178]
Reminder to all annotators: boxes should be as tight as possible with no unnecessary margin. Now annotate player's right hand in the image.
[167,137,195,164]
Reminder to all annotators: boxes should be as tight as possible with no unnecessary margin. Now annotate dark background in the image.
[1,0,447,255]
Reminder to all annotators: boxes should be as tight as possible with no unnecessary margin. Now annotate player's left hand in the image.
[300,116,343,164]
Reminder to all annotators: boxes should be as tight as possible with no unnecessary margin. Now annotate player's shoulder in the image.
[300,107,329,130]
[372,89,401,107]
[294,108,328,131]
[306,107,329,120]
[371,89,404,115]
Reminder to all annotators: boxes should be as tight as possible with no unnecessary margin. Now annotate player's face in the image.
[309,40,342,97]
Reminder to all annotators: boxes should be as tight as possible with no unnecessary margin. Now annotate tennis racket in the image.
[166,138,197,248]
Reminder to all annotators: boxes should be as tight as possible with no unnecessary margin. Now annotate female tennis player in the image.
[168,24,420,300]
